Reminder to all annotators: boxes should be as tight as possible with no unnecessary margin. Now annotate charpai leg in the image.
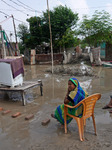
[40,81,43,96]
[21,91,26,106]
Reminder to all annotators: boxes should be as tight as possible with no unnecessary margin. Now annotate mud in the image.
[0,64,112,150]
[46,63,94,76]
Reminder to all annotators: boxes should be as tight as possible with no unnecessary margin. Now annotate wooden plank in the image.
[0,81,41,91]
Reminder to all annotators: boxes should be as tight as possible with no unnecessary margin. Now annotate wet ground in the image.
[0,64,112,150]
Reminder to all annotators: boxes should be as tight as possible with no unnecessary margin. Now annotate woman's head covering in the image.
[69,78,78,87]
[69,77,88,104]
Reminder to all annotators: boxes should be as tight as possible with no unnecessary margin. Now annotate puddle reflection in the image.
[96,111,112,124]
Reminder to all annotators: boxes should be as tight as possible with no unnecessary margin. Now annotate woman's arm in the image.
[64,90,74,105]
[64,90,70,104]
[64,97,70,104]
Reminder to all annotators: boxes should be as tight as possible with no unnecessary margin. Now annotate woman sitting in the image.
[51,77,89,126]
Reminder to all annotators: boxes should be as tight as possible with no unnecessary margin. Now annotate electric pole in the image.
[47,0,54,74]
[0,25,6,58]
[12,15,20,55]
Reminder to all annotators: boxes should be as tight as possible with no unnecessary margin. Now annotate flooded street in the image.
[0,64,112,150]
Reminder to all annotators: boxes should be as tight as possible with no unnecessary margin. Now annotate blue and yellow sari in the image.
[54,78,88,125]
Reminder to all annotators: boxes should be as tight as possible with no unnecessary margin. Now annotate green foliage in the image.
[78,10,112,46]
[18,43,25,54]
[17,24,30,52]
[55,28,79,48]
[17,5,79,53]
[42,5,78,46]
[17,7,112,53]
[80,40,89,49]
[27,16,44,47]
[17,24,29,43]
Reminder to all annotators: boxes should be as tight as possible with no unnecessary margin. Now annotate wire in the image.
[9,0,34,12]
[0,10,27,24]
[0,10,10,17]
[1,0,31,16]
[17,0,41,13]
[0,16,12,24]
[17,0,35,10]
[0,8,25,11]
[13,17,28,24]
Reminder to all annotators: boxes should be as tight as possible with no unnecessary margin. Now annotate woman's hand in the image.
[64,98,70,104]
[66,89,70,96]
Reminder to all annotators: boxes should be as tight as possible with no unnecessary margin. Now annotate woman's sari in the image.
[54,78,88,125]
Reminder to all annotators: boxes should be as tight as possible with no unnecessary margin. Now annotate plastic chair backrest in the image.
[81,93,101,119]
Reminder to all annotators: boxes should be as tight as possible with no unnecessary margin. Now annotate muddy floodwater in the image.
[0,64,112,150]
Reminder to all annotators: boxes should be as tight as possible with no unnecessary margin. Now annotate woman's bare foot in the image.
[51,114,56,119]
[60,124,64,128]
[102,98,112,109]
[102,105,112,109]
[109,110,112,113]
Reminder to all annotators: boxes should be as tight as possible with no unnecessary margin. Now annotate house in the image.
[98,42,112,61]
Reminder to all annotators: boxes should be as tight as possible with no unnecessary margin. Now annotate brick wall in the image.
[35,53,64,64]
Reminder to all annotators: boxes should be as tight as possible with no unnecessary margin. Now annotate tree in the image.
[42,5,79,50]
[55,28,79,50]
[27,16,44,48]
[17,5,79,53]
[17,24,30,53]
[78,10,112,46]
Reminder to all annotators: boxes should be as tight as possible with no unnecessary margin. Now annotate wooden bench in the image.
[0,80,43,106]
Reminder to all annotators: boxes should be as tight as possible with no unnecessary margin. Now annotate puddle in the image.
[96,112,112,124]
[0,64,112,150]
[80,79,92,91]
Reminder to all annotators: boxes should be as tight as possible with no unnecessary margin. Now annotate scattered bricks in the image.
[0,107,3,111]
[12,112,21,118]
[41,118,50,126]
[25,114,34,120]
[2,110,11,115]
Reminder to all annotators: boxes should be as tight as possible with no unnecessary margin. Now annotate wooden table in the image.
[0,80,43,106]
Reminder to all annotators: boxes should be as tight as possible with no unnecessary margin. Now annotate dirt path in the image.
[0,65,112,150]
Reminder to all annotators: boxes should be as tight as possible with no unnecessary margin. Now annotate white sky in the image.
[0,0,112,42]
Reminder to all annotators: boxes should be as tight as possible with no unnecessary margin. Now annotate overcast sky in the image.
[0,0,112,42]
